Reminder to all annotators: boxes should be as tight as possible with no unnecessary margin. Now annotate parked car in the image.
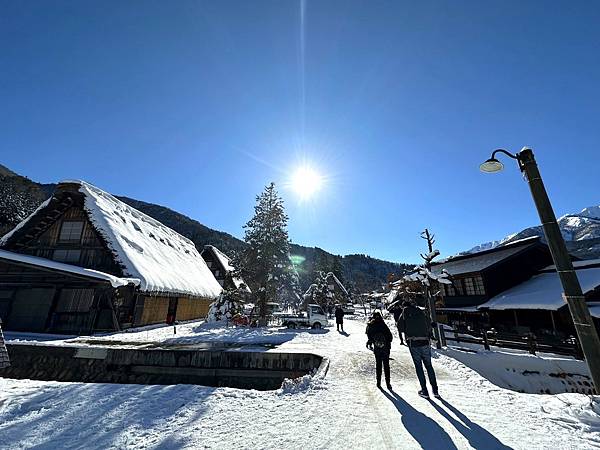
[280,304,329,329]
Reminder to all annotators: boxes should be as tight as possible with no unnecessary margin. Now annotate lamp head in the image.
[479,158,504,173]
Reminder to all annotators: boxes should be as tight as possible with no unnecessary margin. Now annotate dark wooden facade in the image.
[0,182,214,334]
[201,246,234,290]
[435,239,554,309]
[0,255,136,334]
[432,238,555,330]
[200,245,249,293]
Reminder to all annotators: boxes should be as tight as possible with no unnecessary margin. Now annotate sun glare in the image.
[290,165,323,200]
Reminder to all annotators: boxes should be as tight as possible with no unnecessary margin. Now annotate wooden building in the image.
[431,237,554,330]
[0,180,222,334]
[479,259,600,336]
[200,245,250,292]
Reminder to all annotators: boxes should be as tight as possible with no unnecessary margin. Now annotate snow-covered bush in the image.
[207,288,247,322]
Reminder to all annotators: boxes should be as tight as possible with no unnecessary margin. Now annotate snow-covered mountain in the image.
[467,205,600,259]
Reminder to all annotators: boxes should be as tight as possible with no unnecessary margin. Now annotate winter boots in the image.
[418,389,440,399]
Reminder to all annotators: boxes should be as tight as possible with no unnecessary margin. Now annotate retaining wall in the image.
[0,344,323,390]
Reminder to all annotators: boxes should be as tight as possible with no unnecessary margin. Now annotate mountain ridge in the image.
[466,206,600,259]
[0,166,411,292]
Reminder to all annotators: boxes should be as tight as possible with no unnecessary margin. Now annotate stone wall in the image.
[0,344,323,390]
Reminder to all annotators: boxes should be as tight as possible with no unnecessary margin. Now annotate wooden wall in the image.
[176,297,211,321]
[18,206,123,276]
[136,296,170,326]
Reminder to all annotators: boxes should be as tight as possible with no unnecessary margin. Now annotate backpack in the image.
[372,332,387,349]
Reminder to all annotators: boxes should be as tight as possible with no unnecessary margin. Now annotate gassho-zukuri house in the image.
[303,272,350,306]
[0,180,222,334]
[200,245,251,293]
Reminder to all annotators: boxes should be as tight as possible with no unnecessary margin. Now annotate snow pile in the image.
[0,249,140,288]
[439,346,593,394]
[278,374,315,394]
[73,181,222,298]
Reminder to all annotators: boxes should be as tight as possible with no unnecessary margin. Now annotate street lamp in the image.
[481,147,600,393]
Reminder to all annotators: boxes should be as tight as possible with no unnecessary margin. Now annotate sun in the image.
[290,165,323,200]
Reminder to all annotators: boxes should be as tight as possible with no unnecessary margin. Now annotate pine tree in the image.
[238,182,299,322]
[306,271,334,310]
[207,287,247,322]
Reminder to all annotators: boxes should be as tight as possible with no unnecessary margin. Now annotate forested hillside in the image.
[0,164,410,293]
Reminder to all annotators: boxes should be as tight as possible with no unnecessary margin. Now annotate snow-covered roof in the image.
[2,180,223,298]
[541,259,600,272]
[201,245,250,292]
[0,249,139,289]
[479,266,600,311]
[431,237,541,276]
[386,289,398,303]
[588,303,600,319]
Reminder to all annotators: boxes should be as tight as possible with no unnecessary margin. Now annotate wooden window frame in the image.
[58,221,84,243]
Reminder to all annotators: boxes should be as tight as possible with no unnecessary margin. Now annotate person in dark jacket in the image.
[391,301,405,345]
[334,305,345,332]
[397,301,439,399]
[366,309,393,389]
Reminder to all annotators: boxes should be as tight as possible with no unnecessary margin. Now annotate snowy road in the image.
[1,318,600,449]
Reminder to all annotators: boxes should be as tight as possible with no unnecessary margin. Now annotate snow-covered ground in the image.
[440,341,592,395]
[1,318,600,449]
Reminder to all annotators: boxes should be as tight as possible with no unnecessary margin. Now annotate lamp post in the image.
[481,147,600,393]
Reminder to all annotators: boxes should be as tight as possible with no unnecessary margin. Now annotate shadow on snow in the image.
[381,389,513,450]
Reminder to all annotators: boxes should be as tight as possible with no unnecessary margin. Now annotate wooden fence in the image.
[439,326,583,359]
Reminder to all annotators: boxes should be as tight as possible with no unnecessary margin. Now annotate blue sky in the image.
[2,1,600,263]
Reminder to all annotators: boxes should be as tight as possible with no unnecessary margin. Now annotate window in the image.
[474,275,485,295]
[454,279,465,296]
[56,289,94,312]
[214,270,220,277]
[53,249,81,264]
[464,277,476,295]
[58,221,84,242]
[444,283,456,296]
[206,261,213,268]
[328,284,335,291]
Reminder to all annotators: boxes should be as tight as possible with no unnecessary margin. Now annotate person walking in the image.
[366,309,393,389]
[391,301,405,345]
[334,305,345,332]
[397,301,439,399]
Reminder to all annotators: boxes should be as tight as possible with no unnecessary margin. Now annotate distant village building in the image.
[0,180,222,334]
[303,272,350,307]
[200,245,251,292]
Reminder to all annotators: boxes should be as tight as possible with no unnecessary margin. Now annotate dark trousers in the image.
[374,349,390,384]
[336,320,344,331]
[408,343,438,392]
[396,326,404,344]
